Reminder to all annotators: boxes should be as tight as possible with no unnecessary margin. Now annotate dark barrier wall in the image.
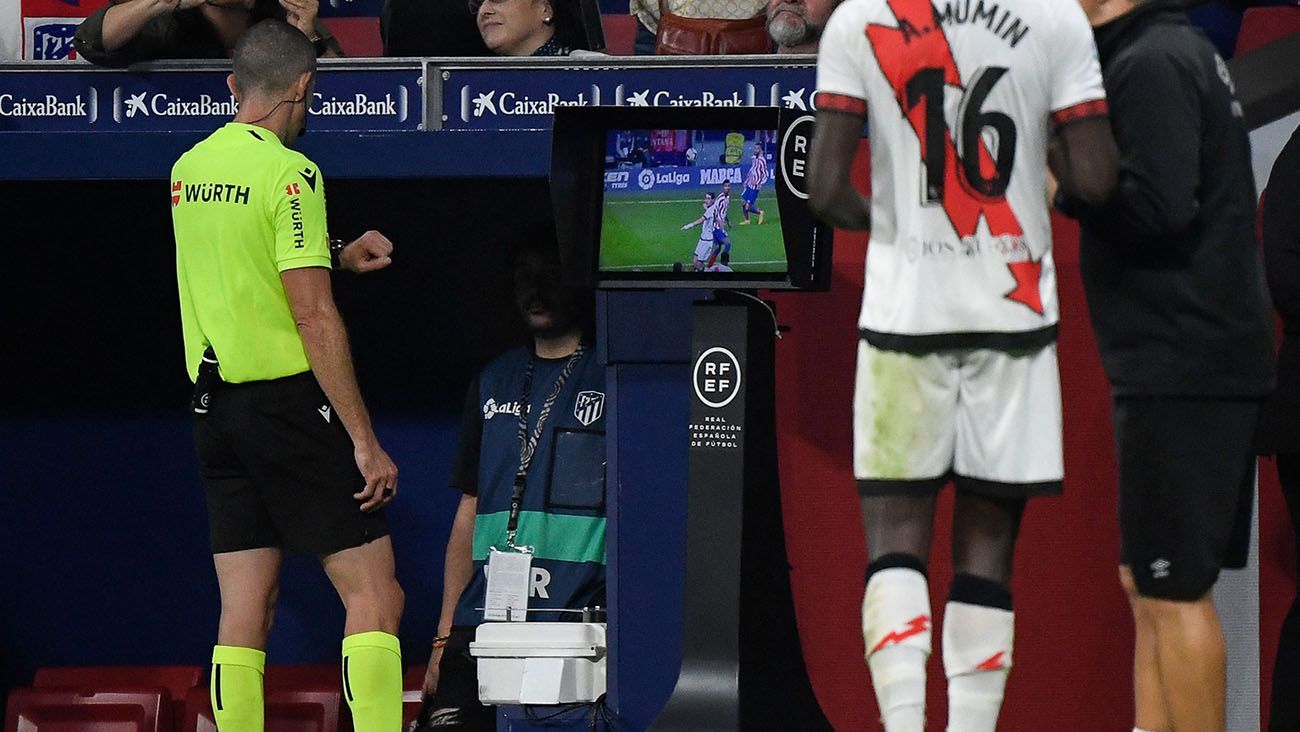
[0,179,554,710]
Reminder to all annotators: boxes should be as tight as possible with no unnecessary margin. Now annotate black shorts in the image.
[415,626,494,731]
[194,371,388,555]
[1115,396,1258,601]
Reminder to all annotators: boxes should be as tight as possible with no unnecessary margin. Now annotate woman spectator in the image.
[474,0,588,55]
[74,0,341,67]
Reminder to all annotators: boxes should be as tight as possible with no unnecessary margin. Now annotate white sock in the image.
[944,600,1014,732]
[863,566,931,732]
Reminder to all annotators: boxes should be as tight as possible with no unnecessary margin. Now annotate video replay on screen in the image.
[598,128,788,277]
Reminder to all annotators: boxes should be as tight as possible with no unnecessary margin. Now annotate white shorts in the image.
[694,237,714,262]
[853,340,1063,496]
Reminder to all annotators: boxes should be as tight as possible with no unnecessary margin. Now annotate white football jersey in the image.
[817,0,1106,343]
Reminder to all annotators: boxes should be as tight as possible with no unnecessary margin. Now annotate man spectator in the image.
[170,20,402,732]
[765,0,841,53]
[74,0,340,67]
[1058,0,1276,729]
[808,0,1117,726]
[415,236,606,731]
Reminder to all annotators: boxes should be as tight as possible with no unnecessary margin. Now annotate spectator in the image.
[413,236,606,732]
[73,0,341,67]
[1260,120,1300,732]
[1058,0,1276,729]
[765,0,842,53]
[631,0,768,54]
[475,0,590,55]
[381,0,489,56]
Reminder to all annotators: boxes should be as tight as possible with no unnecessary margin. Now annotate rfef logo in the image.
[780,114,815,200]
[693,347,742,409]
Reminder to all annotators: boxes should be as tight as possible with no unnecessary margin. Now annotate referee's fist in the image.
[339,230,394,273]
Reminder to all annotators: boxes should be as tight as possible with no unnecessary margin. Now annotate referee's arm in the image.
[283,268,397,509]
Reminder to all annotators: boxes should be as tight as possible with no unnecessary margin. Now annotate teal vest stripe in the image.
[472,509,607,565]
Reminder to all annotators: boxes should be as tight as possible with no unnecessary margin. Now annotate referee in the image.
[171,20,403,732]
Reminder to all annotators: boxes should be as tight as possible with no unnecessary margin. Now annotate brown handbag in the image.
[654,0,772,55]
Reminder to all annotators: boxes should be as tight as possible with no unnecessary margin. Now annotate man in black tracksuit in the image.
[1058,0,1275,729]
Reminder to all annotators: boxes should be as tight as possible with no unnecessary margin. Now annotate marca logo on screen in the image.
[0,89,96,120]
[26,19,79,60]
[604,171,630,190]
[459,84,600,122]
[699,167,742,185]
[614,84,756,108]
[113,88,237,121]
[311,89,408,120]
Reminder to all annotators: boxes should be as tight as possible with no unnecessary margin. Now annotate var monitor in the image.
[551,106,832,290]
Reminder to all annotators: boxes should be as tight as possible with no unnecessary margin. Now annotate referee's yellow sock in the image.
[211,645,265,732]
[342,631,403,732]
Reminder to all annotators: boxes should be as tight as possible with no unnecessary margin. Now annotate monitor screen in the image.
[550,106,831,291]
[599,129,786,279]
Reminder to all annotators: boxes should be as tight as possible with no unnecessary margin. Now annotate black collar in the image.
[1092,0,1187,62]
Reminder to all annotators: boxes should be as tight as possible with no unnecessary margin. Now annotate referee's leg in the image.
[323,536,405,732]
[212,548,282,732]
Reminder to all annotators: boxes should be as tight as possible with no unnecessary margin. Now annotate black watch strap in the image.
[329,238,347,270]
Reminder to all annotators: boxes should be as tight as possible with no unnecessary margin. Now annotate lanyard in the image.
[505,345,585,548]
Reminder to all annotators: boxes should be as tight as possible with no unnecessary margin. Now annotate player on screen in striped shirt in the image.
[707,180,733,267]
[681,192,718,271]
[740,148,768,225]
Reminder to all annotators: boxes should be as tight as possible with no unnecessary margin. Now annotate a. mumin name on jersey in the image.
[615,85,757,108]
[939,0,1030,47]
[115,89,237,121]
[311,90,407,120]
[461,86,599,121]
[0,93,92,118]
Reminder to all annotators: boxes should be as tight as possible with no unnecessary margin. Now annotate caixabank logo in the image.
[614,84,756,108]
[113,86,237,123]
[0,87,98,123]
[310,87,409,123]
[459,84,601,123]
[766,83,819,112]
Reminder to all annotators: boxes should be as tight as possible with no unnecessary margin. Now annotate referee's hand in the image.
[354,440,398,512]
[339,230,394,274]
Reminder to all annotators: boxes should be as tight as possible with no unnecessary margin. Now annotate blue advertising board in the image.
[0,67,422,132]
[438,64,817,131]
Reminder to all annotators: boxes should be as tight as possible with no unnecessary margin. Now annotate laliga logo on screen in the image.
[780,114,816,200]
[637,169,656,190]
[693,347,742,409]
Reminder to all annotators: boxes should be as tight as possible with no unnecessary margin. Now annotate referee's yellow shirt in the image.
[171,123,331,384]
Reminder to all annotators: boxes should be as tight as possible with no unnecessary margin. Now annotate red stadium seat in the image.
[402,665,425,729]
[319,18,383,58]
[5,688,169,732]
[602,14,638,55]
[180,666,345,732]
[31,666,203,732]
[1236,7,1300,55]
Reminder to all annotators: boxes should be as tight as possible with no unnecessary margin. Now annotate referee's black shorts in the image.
[1115,395,1259,601]
[194,371,388,556]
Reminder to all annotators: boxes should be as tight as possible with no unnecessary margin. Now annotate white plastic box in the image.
[469,622,607,705]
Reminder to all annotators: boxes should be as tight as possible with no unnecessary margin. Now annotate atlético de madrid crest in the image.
[573,390,605,426]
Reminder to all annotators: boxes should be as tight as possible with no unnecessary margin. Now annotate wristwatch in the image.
[329,238,347,270]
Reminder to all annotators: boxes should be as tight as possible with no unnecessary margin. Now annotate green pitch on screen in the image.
[600,189,786,272]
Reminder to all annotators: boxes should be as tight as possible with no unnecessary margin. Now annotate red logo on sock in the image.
[974,651,1007,671]
[870,615,930,654]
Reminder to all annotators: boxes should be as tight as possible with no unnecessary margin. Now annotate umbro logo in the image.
[1150,558,1172,579]
[318,404,331,423]
[299,168,318,192]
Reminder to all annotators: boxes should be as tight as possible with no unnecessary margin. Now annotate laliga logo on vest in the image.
[693,347,742,409]
[780,114,815,200]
